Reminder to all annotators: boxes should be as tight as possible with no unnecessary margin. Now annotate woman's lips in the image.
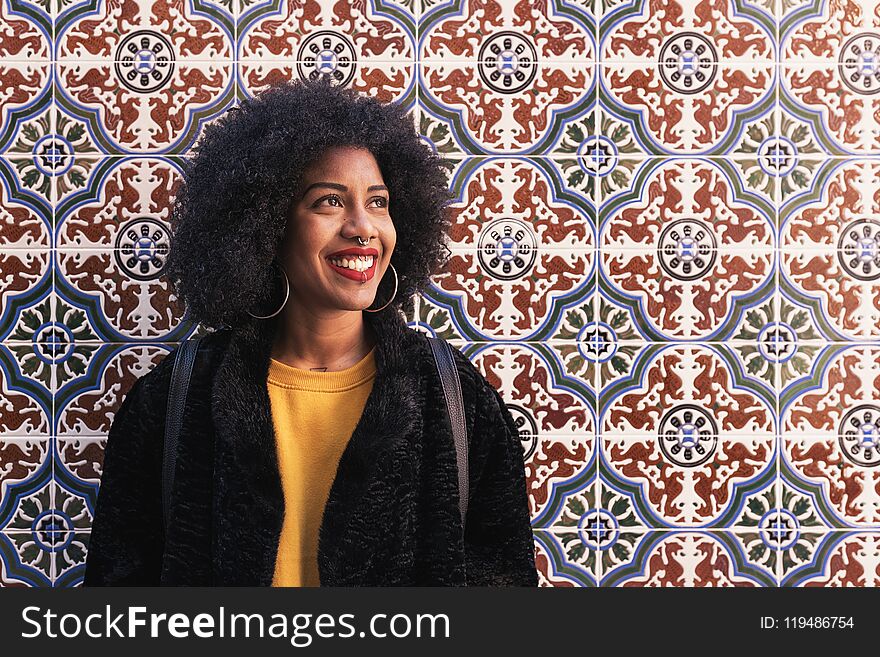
[327,258,377,282]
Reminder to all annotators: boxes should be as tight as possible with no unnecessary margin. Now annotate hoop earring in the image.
[246,262,290,319]
[364,263,398,313]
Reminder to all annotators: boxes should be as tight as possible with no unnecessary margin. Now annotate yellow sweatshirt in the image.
[267,346,377,587]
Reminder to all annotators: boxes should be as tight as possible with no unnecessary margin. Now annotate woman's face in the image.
[278,145,397,316]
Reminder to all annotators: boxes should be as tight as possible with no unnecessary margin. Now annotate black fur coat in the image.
[83,309,538,586]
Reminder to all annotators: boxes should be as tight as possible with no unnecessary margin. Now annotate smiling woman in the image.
[82,76,538,587]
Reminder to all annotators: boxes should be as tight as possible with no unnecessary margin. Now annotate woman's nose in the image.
[344,204,377,237]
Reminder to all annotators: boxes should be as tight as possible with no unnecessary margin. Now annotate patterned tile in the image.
[0,0,876,586]
[778,531,880,586]
[53,343,175,436]
[600,530,778,586]
[419,62,596,155]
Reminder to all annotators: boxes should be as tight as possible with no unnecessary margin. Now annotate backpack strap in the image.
[163,337,203,537]
[427,336,469,533]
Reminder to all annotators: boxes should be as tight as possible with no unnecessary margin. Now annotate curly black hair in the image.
[165,76,454,331]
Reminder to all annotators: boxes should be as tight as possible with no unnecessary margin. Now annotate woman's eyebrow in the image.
[302,182,389,195]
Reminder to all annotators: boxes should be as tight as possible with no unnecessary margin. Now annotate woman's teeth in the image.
[328,255,375,271]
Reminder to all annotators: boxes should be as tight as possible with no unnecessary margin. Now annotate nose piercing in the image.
[356,236,370,246]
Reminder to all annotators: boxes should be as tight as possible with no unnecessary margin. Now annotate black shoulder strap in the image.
[428,336,469,533]
[162,337,203,536]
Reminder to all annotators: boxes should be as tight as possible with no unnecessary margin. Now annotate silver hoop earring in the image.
[246,262,290,319]
[364,263,398,313]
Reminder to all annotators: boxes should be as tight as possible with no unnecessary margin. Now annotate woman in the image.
[83,77,538,587]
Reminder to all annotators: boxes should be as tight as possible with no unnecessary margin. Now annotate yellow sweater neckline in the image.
[268,346,377,392]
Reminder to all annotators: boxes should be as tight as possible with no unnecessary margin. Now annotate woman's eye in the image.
[317,195,342,207]
[372,196,389,208]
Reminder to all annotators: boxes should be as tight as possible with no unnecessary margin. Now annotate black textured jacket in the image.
[83,309,538,586]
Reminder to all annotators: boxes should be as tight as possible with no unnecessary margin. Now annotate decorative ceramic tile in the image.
[53,343,174,436]
[600,531,778,586]
[54,157,182,250]
[599,158,776,340]
[0,532,54,587]
[600,344,776,528]
[239,60,416,105]
[600,64,776,155]
[238,0,415,64]
[780,64,880,154]
[600,1,776,65]
[54,61,236,154]
[419,62,596,154]
[459,342,597,435]
[780,532,880,586]
[533,530,598,587]
[419,0,596,63]
[53,249,187,342]
[526,434,596,525]
[0,440,52,547]
[55,1,235,62]
[0,249,52,343]
[0,0,877,586]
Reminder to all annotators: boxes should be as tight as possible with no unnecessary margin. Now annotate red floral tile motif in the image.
[1,250,51,342]
[525,435,593,521]
[602,346,774,525]
[56,158,179,250]
[55,344,170,435]
[782,346,880,440]
[0,439,49,488]
[601,63,773,153]
[471,344,595,436]
[0,0,51,176]
[446,159,593,251]
[237,0,414,103]
[601,0,774,64]
[466,343,595,521]
[781,0,880,62]
[430,159,593,339]
[0,1,50,61]
[432,248,593,338]
[239,61,414,105]
[601,160,774,339]
[420,62,593,153]
[782,64,880,153]
[781,4,880,154]
[603,346,775,437]
[57,437,105,482]
[420,0,594,62]
[56,2,233,60]
[781,251,880,340]
[240,1,414,63]
[601,2,773,153]
[55,61,234,153]
[54,250,185,341]
[781,160,880,249]
[782,534,880,587]
[784,435,880,525]
[604,532,772,586]
[1,61,52,154]
[51,2,234,152]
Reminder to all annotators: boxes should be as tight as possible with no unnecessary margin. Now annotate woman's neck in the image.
[270,307,375,372]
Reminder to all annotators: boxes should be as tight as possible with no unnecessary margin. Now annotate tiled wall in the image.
[1,0,879,586]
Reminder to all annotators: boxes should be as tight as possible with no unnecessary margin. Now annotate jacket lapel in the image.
[210,309,422,586]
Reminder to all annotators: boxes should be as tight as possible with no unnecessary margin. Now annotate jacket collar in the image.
[209,308,422,585]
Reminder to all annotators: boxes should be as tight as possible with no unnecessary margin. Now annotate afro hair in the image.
[165,76,454,331]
